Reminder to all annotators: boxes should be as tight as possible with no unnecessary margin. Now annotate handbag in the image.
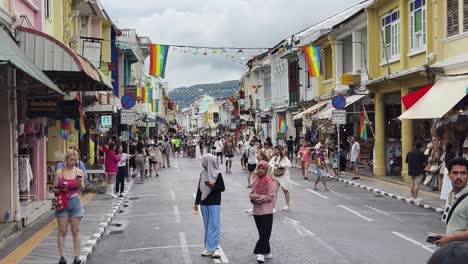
[55,192,68,211]
[423,174,433,186]
[430,163,441,174]
[273,157,286,177]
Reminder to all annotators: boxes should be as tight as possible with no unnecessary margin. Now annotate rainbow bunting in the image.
[278,116,288,134]
[359,106,368,141]
[149,44,169,78]
[141,87,147,103]
[302,46,323,77]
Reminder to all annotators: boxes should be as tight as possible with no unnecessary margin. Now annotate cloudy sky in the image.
[101,0,361,90]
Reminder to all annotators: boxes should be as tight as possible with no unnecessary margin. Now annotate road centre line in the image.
[179,232,193,264]
[305,189,329,199]
[115,212,192,218]
[392,232,435,253]
[329,190,351,199]
[338,205,374,222]
[174,205,181,223]
[289,179,300,186]
[365,205,391,216]
[118,244,204,253]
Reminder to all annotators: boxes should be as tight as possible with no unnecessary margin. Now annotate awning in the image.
[0,28,63,94]
[399,76,468,119]
[401,84,433,110]
[293,100,329,120]
[16,27,112,91]
[313,94,366,120]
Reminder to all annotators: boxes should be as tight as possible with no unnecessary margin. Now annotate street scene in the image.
[0,0,468,263]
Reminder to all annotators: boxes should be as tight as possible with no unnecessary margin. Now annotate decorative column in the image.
[401,88,413,182]
[374,92,386,176]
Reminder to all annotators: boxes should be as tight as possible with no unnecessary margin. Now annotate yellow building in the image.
[365,0,435,181]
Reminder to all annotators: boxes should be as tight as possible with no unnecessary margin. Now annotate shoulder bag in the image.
[446,193,468,224]
[273,157,286,177]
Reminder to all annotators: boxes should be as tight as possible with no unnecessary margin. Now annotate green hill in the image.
[168,80,238,108]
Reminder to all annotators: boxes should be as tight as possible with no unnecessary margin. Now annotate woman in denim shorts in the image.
[54,149,85,264]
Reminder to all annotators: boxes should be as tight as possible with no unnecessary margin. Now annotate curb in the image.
[291,165,444,214]
[80,180,134,264]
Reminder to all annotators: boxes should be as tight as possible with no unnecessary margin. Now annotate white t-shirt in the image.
[350,142,360,162]
[215,141,224,153]
[247,146,257,164]
[118,153,130,167]
[242,140,250,153]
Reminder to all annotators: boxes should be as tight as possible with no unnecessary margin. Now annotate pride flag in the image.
[60,119,71,140]
[302,46,323,77]
[149,44,169,78]
[359,106,368,141]
[141,87,147,103]
[152,99,159,113]
[278,116,288,134]
[75,94,86,139]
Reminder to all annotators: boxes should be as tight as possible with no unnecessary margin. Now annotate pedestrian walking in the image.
[214,137,224,164]
[286,136,294,161]
[135,142,146,181]
[224,137,235,173]
[269,145,291,211]
[161,137,171,168]
[148,144,159,177]
[116,144,131,197]
[349,136,361,180]
[104,142,121,198]
[432,158,468,246]
[193,154,225,259]
[249,160,277,263]
[53,149,85,264]
[128,138,137,179]
[298,142,311,180]
[405,141,426,201]
[313,145,329,191]
[246,140,258,188]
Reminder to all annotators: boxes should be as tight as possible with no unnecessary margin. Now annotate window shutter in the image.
[464,0,468,32]
[447,0,459,37]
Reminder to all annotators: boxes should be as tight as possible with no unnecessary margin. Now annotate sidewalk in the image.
[291,164,445,214]
[0,180,133,264]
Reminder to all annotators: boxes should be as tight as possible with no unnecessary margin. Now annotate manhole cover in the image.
[109,230,125,235]
[111,223,122,227]
[128,197,139,200]
[373,194,384,198]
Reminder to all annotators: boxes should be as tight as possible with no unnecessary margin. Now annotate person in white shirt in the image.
[246,140,257,188]
[116,144,133,197]
[350,136,361,180]
[215,137,224,164]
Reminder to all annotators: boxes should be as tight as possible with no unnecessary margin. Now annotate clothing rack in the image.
[18,154,37,203]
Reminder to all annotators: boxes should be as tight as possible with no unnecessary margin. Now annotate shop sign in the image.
[247,121,255,127]
[332,110,347,125]
[100,115,112,128]
[120,110,136,125]
[260,116,270,123]
[27,97,80,119]
[82,40,102,68]
[341,74,361,85]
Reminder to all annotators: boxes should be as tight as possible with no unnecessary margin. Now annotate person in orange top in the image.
[298,142,311,180]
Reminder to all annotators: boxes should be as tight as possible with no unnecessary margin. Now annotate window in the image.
[44,0,51,19]
[464,0,468,32]
[381,11,400,61]
[409,0,426,51]
[447,0,459,37]
[263,70,271,99]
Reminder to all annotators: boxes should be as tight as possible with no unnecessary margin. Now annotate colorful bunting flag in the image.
[302,46,323,77]
[149,44,169,78]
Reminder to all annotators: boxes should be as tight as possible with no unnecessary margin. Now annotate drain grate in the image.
[373,194,384,198]
[109,230,125,235]
[128,197,139,200]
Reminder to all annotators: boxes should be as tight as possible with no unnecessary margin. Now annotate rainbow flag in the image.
[141,87,147,103]
[152,99,158,112]
[75,94,86,139]
[136,85,141,98]
[147,88,153,103]
[302,46,323,77]
[60,119,71,140]
[149,44,169,78]
[359,106,368,141]
[278,116,288,134]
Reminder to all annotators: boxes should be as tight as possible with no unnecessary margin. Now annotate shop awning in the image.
[313,94,366,120]
[399,76,468,119]
[0,28,63,95]
[16,27,112,91]
[293,100,328,120]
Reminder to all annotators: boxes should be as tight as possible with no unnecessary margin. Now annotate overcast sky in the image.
[101,0,361,90]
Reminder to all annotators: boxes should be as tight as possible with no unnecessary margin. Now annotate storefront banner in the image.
[27,97,79,119]
[82,40,102,68]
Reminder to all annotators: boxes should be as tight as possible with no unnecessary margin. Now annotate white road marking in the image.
[338,205,374,222]
[284,217,316,237]
[179,232,193,264]
[289,179,300,186]
[365,205,391,216]
[329,190,351,199]
[118,244,204,253]
[174,205,181,223]
[116,212,192,218]
[305,189,329,199]
[154,227,160,230]
[392,232,435,253]
[170,189,176,200]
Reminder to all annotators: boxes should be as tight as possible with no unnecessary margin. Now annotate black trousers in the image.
[116,166,126,193]
[253,214,273,254]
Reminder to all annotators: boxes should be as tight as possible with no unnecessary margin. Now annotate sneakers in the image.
[256,254,265,263]
[265,253,273,259]
[73,257,82,264]
[58,257,66,264]
[273,208,277,214]
[245,208,253,215]
[212,249,221,258]
[201,250,214,257]
[282,205,289,211]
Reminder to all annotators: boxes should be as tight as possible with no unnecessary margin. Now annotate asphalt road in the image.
[86,153,444,264]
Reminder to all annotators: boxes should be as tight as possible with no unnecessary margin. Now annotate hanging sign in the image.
[247,121,255,127]
[121,95,136,109]
[332,110,347,125]
[100,115,112,128]
[332,95,346,110]
[82,41,102,68]
[120,110,136,125]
